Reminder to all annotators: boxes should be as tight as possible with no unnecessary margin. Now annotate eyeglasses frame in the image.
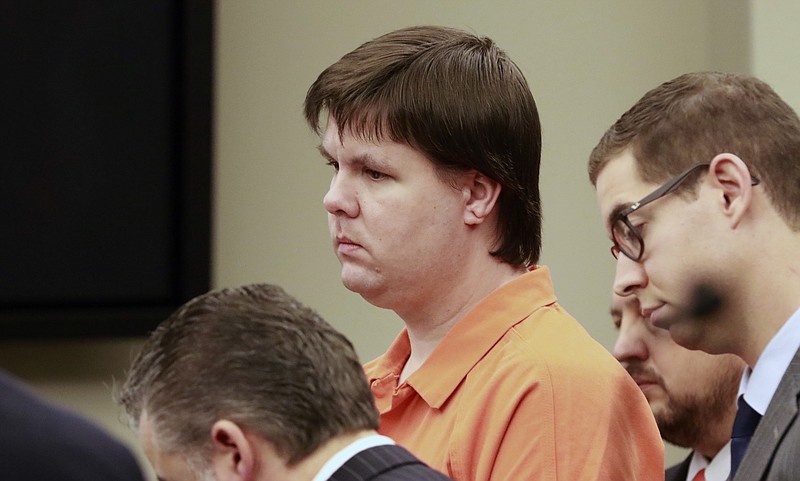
[610,161,761,261]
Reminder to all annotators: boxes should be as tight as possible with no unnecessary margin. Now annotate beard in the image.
[626,361,741,448]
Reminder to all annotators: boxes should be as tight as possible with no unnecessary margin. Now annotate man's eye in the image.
[365,168,385,180]
[621,227,636,243]
[621,222,644,242]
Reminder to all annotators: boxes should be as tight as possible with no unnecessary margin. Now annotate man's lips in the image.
[630,375,659,388]
[335,235,360,246]
[640,304,668,328]
[334,236,363,254]
[625,364,662,392]
[639,305,657,320]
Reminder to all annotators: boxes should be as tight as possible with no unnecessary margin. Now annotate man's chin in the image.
[340,276,361,294]
[341,275,388,304]
[665,323,706,351]
[652,407,675,434]
[646,395,670,417]
[340,266,371,290]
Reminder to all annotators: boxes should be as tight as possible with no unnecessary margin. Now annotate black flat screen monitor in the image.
[0,1,213,339]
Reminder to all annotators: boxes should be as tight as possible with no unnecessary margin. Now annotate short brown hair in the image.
[305,25,543,266]
[118,283,378,465]
[589,71,800,229]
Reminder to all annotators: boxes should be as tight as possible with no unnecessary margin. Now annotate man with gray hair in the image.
[119,283,452,481]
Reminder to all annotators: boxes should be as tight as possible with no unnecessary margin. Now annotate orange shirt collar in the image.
[368,266,558,409]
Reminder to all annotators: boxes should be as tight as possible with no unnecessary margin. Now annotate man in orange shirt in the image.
[304,25,663,481]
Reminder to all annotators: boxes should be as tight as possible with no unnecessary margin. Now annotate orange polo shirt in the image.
[365,266,663,481]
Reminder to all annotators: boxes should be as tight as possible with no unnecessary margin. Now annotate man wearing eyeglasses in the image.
[590,71,800,481]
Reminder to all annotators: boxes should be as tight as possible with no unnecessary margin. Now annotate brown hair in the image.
[589,71,800,229]
[305,25,543,266]
[118,283,378,465]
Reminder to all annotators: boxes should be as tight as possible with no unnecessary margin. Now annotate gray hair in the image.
[118,283,379,465]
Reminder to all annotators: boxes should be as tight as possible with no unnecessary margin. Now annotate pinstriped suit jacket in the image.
[733,345,800,481]
[329,445,453,481]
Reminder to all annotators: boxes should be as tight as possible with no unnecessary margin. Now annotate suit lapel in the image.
[733,347,800,481]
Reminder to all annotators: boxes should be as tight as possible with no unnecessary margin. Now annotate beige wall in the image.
[752,1,800,112]
[2,1,774,479]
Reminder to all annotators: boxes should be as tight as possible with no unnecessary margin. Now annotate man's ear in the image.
[210,420,256,481]
[463,172,502,226]
[707,153,756,228]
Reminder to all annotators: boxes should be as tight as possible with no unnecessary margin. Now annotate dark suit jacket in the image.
[733,345,800,480]
[665,453,692,481]
[0,370,145,481]
[329,444,453,481]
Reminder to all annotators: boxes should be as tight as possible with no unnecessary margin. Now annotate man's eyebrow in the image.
[316,146,389,171]
[606,202,630,229]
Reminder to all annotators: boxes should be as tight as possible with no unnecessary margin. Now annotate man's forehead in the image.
[320,118,382,155]
[320,117,342,152]
[320,114,394,149]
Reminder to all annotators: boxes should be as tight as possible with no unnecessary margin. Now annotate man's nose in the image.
[323,172,359,218]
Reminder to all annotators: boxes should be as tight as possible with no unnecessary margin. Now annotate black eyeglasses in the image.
[610,162,761,261]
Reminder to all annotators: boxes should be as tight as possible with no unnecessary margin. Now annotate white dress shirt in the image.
[738,306,800,415]
[686,441,730,481]
[311,434,395,481]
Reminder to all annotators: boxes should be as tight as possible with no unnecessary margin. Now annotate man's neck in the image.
[732,212,800,366]
[732,253,800,367]
[398,263,527,383]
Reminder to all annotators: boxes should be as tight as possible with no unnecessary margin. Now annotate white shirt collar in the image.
[738,305,800,415]
[311,434,395,481]
[687,441,730,481]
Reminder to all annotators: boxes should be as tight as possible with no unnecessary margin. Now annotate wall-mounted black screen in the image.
[0,1,213,339]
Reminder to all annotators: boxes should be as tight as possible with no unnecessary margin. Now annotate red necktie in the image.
[691,468,706,481]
